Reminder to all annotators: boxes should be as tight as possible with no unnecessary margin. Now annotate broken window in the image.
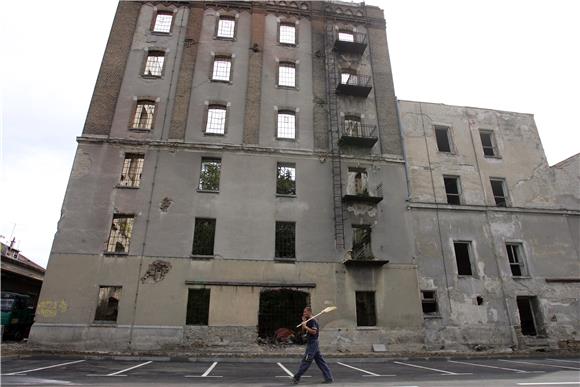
[217,16,235,38]
[275,221,295,259]
[278,62,296,87]
[344,115,362,136]
[205,105,227,134]
[355,291,376,326]
[480,130,498,157]
[490,178,508,207]
[199,158,221,191]
[276,163,296,196]
[454,241,473,276]
[279,23,296,45]
[338,30,355,42]
[444,176,461,205]
[132,100,155,129]
[186,288,210,325]
[212,56,232,81]
[434,126,452,153]
[506,243,528,277]
[119,153,144,188]
[352,224,372,260]
[421,290,439,316]
[106,215,134,254]
[347,168,369,196]
[144,51,164,76]
[277,111,296,139]
[153,12,173,33]
[192,218,216,256]
[94,286,121,322]
[258,289,309,344]
[516,296,542,336]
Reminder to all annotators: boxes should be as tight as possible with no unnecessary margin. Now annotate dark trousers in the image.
[294,340,333,381]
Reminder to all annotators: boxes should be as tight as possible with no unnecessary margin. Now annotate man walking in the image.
[293,306,333,384]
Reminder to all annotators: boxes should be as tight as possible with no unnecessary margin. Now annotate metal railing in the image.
[336,31,367,45]
[340,123,377,138]
[338,74,372,87]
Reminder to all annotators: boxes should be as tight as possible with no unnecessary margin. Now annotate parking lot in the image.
[1,356,579,386]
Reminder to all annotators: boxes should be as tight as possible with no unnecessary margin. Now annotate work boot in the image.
[322,379,333,384]
[292,376,300,384]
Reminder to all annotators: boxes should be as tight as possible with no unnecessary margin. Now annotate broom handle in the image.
[296,311,324,328]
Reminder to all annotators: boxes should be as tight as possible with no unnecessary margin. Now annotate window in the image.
[132,100,156,129]
[277,111,296,139]
[106,215,134,254]
[490,178,508,207]
[480,130,498,157]
[119,153,144,188]
[341,71,358,85]
[199,158,221,192]
[338,30,355,42]
[352,225,372,260]
[153,12,173,33]
[454,241,473,276]
[516,296,542,336]
[444,176,461,205]
[506,243,528,277]
[212,56,232,82]
[94,286,122,322]
[217,16,235,38]
[421,290,439,316]
[344,115,362,136]
[355,291,376,326]
[186,289,210,325]
[347,168,369,196]
[192,218,216,256]
[275,221,295,259]
[276,163,296,196]
[205,105,227,134]
[434,126,452,153]
[144,51,165,76]
[278,62,296,87]
[279,23,296,45]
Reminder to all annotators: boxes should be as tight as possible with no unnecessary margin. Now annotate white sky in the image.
[1,0,578,268]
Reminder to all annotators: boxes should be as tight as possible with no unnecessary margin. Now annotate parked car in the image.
[1,292,35,340]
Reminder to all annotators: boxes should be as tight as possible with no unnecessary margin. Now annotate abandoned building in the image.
[29,1,579,352]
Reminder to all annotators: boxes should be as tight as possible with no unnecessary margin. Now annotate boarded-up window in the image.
[192,218,216,256]
[355,291,376,326]
[186,289,210,325]
[94,286,121,322]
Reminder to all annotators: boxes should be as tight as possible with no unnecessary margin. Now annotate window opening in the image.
[454,241,473,276]
[186,288,210,325]
[94,286,121,322]
[275,221,295,259]
[276,163,296,195]
[444,176,461,205]
[257,289,309,344]
[199,158,221,191]
[120,153,144,188]
[106,215,134,253]
[192,218,216,256]
[355,291,376,326]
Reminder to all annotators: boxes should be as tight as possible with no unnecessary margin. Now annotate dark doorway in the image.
[258,289,309,344]
[517,296,539,336]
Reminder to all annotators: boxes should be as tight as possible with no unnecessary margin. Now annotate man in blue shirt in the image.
[293,306,333,384]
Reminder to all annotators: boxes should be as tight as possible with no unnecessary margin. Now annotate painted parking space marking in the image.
[184,361,223,378]
[517,382,580,385]
[448,359,544,373]
[336,361,395,377]
[1,360,86,376]
[275,362,311,378]
[499,359,580,371]
[87,360,153,377]
[393,361,471,375]
[546,359,580,364]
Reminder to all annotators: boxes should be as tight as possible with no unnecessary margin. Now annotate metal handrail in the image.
[336,31,367,44]
[338,74,371,87]
[340,123,376,138]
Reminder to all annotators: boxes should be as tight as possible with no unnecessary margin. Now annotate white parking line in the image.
[393,361,471,376]
[546,359,580,364]
[1,360,86,376]
[184,361,223,378]
[448,359,544,373]
[87,361,153,377]
[336,361,394,377]
[275,362,310,378]
[499,359,580,371]
[517,382,580,385]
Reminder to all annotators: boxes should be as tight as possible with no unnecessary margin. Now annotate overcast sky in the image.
[1,0,578,268]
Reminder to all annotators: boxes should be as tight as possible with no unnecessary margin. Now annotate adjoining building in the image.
[29,1,578,352]
[1,240,45,306]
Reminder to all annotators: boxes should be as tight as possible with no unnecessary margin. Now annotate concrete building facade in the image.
[29,1,578,353]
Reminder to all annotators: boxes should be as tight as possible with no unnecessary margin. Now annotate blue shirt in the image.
[306,319,319,343]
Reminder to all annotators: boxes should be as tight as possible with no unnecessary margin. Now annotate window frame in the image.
[420,290,440,317]
[130,99,157,131]
[105,214,135,255]
[355,291,377,327]
[198,157,222,192]
[151,10,174,34]
[276,110,297,140]
[216,15,236,39]
[204,104,228,136]
[278,22,297,46]
[453,241,475,277]
[191,218,217,257]
[352,224,372,260]
[142,50,165,78]
[443,175,462,205]
[434,125,453,153]
[211,56,233,83]
[490,178,509,207]
[94,286,122,323]
[277,61,297,88]
[118,153,145,188]
[506,243,529,277]
[276,162,297,197]
[480,129,499,158]
[275,221,296,260]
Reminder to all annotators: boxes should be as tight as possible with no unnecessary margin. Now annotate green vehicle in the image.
[1,292,35,340]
